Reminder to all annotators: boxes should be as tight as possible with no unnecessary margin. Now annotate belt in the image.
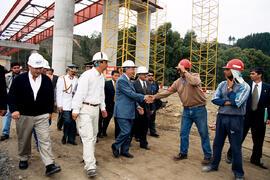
[83,102,99,107]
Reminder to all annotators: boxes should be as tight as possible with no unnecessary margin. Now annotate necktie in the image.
[113,81,116,102]
[143,81,147,94]
[251,84,258,111]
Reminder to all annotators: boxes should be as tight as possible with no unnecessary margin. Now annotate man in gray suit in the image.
[111,60,152,158]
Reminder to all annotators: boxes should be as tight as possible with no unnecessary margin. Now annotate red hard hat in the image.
[175,59,191,69]
[223,59,244,71]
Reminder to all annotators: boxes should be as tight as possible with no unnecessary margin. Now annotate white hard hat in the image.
[28,53,44,68]
[122,60,136,68]
[43,59,50,69]
[92,52,110,62]
[136,66,148,74]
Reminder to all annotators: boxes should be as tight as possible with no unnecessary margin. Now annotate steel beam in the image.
[0,56,11,60]
[0,0,31,35]
[1,0,103,56]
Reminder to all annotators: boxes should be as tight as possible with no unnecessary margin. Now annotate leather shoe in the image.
[150,133,160,138]
[251,161,268,169]
[87,169,97,178]
[111,144,119,158]
[174,153,187,161]
[61,137,66,144]
[120,152,134,158]
[19,161,28,170]
[226,155,232,164]
[0,134,9,141]
[135,138,140,142]
[67,141,78,145]
[45,164,61,176]
[140,145,150,150]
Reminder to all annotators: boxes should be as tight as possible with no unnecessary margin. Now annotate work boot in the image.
[174,153,187,161]
[0,134,9,141]
[87,169,97,178]
[201,157,212,165]
[45,164,61,176]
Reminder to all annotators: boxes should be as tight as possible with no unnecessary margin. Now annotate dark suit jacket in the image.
[0,65,7,110]
[8,72,54,116]
[246,82,270,124]
[105,80,115,112]
[133,79,153,118]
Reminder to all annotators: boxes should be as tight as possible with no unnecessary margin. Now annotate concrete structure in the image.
[0,56,11,70]
[135,11,151,68]
[52,0,75,76]
[0,40,39,50]
[101,0,119,67]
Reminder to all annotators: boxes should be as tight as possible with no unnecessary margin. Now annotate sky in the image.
[1,0,270,44]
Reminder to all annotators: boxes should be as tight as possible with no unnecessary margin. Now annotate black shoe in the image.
[120,152,134,158]
[61,137,66,144]
[226,155,232,164]
[103,133,108,137]
[0,134,9,141]
[19,161,28,170]
[140,145,150,150]
[251,161,268,169]
[87,169,97,178]
[135,138,140,142]
[174,153,187,161]
[111,144,119,158]
[45,164,61,176]
[97,133,103,138]
[150,133,160,138]
[67,141,78,145]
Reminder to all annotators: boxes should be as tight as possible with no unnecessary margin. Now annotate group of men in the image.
[0,50,269,180]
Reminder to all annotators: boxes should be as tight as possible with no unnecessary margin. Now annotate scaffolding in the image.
[103,0,151,68]
[149,0,166,86]
[190,0,219,90]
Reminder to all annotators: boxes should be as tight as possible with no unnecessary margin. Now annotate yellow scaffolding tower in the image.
[149,0,167,86]
[190,0,219,90]
[103,0,150,67]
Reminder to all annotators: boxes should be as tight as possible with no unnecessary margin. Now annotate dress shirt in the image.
[252,81,262,102]
[139,79,147,89]
[28,71,41,101]
[56,75,78,111]
[72,68,106,113]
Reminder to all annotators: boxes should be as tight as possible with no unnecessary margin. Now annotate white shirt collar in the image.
[139,79,146,87]
[123,73,130,81]
[28,71,42,101]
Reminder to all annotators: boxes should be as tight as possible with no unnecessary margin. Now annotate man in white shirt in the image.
[72,52,109,178]
[56,65,78,145]
[8,52,61,176]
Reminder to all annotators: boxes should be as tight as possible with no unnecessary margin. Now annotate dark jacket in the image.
[0,65,7,110]
[133,79,153,118]
[246,82,270,122]
[105,80,115,111]
[8,72,54,116]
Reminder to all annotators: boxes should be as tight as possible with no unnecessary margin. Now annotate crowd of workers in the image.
[0,51,269,179]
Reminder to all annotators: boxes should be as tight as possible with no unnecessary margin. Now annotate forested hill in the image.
[235,32,270,56]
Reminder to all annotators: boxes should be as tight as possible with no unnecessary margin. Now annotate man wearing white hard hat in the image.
[111,61,153,159]
[42,59,50,74]
[8,52,61,176]
[133,66,153,150]
[72,52,109,178]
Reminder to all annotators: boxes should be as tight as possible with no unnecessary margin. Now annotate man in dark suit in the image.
[133,66,153,150]
[98,70,120,138]
[147,70,160,137]
[0,64,7,117]
[111,60,152,158]
[227,67,270,169]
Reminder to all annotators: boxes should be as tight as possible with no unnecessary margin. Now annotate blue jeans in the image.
[62,111,76,143]
[2,107,12,135]
[180,105,212,158]
[211,114,244,178]
[114,118,133,154]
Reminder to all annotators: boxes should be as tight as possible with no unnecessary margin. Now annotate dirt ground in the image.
[1,92,270,180]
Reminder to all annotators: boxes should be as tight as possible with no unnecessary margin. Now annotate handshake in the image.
[145,95,155,104]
